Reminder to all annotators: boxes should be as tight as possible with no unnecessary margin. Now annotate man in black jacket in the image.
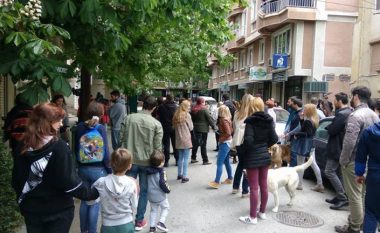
[325,92,352,210]
[157,94,178,167]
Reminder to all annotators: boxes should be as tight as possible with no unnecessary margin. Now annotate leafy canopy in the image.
[0,0,239,104]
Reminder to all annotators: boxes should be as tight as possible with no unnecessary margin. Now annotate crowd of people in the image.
[3,85,380,233]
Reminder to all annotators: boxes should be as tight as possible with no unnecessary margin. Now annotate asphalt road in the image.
[18,131,349,233]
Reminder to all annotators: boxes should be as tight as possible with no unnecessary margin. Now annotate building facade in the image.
[209,0,359,105]
[351,0,380,98]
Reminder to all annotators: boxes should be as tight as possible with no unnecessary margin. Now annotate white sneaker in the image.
[239,216,257,224]
[257,212,267,220]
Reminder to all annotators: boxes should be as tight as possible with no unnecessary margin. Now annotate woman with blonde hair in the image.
[292,103,324,192]
[173,100,194,183]
[239,97,278,225]
[208,105,234,189]
[231,94,254,197]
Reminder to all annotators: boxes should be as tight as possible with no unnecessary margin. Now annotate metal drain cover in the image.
[273,210,324,228]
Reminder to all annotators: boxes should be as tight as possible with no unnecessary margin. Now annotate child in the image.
[92,148,138,233]
[147,150,171,233]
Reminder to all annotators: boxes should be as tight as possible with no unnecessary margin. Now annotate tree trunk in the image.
[78,66,91,122]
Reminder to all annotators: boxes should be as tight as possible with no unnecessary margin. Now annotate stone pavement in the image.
[18,131,349,233]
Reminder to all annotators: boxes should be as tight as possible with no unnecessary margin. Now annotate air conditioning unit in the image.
[303,82,328,93]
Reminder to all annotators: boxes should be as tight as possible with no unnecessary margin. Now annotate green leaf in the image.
[51,76,72,96]
[33,40,43,55]
[5,32,16,44]
[68,0,77,17]
[20,83,50,106]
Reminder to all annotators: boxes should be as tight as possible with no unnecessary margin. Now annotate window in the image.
[273,29,291,54]
[234,55,239,71]
[240,11,246,37]
[228,62,233,73]
[259,39,265,64]
[247,47,253,66]
[251,0,257,21]
[239,51,246,69]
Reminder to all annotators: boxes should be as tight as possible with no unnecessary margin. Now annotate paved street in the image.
[18,131,349,233]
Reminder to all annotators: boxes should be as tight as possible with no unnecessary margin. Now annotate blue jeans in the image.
[232,146,249,194]
[178,149,190,177]
[290,150,297,167]
[111,129,120,150]
[215,142,233,183]
[78,166,107,233]
[127,164,148,223]
[363,172,380,233]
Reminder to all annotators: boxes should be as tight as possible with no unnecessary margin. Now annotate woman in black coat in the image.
[239,97,278,225]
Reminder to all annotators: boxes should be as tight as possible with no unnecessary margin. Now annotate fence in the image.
[260,0,316,14]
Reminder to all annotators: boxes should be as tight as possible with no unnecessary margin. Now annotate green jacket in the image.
[120,111,163,166]
[190,108,216,133]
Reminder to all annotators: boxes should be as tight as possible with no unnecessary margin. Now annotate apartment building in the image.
[208,0,358,105]
[351,0,380,98]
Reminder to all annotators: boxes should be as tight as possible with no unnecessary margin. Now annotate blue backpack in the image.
[78,124,104,163]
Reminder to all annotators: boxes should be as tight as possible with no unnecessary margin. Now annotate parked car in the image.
[273,107,289,138]
[199,96,218,120]
[304,116,334,179]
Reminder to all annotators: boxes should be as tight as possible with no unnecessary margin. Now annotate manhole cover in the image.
[273,210,324,228]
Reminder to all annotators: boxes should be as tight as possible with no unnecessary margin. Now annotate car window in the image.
[274,109,289,122]
[315,120,332,140]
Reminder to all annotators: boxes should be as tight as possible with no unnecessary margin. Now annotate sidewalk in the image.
[17,132,349,233]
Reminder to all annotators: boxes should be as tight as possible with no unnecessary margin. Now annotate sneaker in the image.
[135,219,147,231]
[311,184,325,193]
[181,177,189,183]
[202,161,212,165]
[208,181,220,189]
[239,216,257,224]
[335,224,360,233]
[232,189,239,194]
[177,175,183,180]
[257,212,267,220]
[241,193,249,198]
[221,178,233,184]
[191,159,199,163]
[156,222,168,232]
[149,227,156,233]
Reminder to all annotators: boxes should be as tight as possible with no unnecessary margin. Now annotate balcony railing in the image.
[260,0,316,15]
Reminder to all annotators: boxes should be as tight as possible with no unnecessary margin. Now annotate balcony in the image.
[257,0,317,34]
[260,0,316,15]
[228,5,245,20]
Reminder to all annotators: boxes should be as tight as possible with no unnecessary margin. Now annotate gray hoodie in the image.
[93,174,137,226]
[109,97,126,130]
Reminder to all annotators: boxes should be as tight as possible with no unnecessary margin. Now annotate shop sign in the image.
[249,66,268,81]
[219,81,230,91]
[272,54,288,69]
[272,71,288,82]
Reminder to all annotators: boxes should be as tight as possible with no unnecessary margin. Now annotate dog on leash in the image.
[269,144,291,168]
[268,155,314,212]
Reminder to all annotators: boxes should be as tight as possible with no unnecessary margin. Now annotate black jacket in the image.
[242,112,278,169]
[157,101,178,132]
[12,139,98,216]
[326,107,352,161]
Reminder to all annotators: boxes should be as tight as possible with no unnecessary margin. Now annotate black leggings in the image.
[24,207,74,233]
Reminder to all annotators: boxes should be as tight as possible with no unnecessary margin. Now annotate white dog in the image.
[268,155,314,212]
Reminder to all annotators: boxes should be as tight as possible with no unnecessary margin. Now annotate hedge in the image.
[0,139,22,233]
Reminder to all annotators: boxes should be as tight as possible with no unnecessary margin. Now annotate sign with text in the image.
[272,54,288,69]
[272,71,288,82]
[249,66,268,81]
